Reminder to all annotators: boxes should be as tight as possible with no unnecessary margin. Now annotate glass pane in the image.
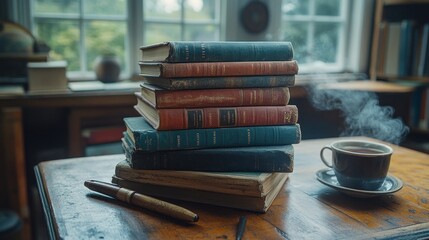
[34,0,78,14]
[85,21,127,72]
[282,21,309,64]
[315,0,340,16]
[84,0,126,16]
[34,19,80,71]
[282,0,309,15]
[144,0,181,20]
[313,22,339,63]
[184,24,217,41]
[144,23,181,45]
[184,0,217,21]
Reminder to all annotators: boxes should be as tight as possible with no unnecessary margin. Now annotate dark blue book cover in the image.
[122,135,294,172]
[398,20,416,76]
[140,41,294,63]
[123,117,301,152]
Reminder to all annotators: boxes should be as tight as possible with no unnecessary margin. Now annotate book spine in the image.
[127,145,294,172]
[398,20,415,76]
[157,105,298,130]
[147,61,299,78]
[154,87,290,108]
[132,124,301,151]
[144,75,296,90]
[168,41,294,62]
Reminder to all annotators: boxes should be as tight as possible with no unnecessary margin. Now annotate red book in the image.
[82,126,126,145]
[139,60,298,78]
[140,84,290,109]
[134,94,298,130]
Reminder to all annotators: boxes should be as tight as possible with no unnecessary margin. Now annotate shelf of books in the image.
[371,0,429,133]
[112,41,301,212]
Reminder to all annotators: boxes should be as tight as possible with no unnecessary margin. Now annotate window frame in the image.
[26,0,372,80]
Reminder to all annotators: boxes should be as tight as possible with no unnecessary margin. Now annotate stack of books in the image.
[114,41,301,212]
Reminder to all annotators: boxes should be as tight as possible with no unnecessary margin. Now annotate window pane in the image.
[184,0,217,21]
[34,19,80,71]
[282,0,309,15]
[282,21,309,64]
[144,0,181,20]
[85,21,127,72]
[84,0,126,16]
[184,25,217,41]
[144,23,181,45]
[34,0,78,14]
[313,22,339,63]
[315,0,340,16]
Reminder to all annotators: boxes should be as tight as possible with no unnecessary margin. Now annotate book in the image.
[139,60,299,78]
[398,20,416,76]
[124,117,301,152]
[111,175,288,213]
[27,61,69,94]
[140,83,290,108]
[418,23,429,76]
[122,136,294,172]
[134,92,298,130]
[82,125,125,145]
[384,22,401,76]
[114,160,287,197]
[139,41,294,63]
[142,75,296,90]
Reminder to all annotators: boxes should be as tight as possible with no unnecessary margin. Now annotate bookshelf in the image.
[370,0,429,134]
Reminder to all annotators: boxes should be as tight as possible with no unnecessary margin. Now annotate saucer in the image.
[315,169,403,198]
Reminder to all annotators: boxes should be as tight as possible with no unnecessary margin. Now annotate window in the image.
[31,0,222,79]
[281,0,349,72]
[30,0,362,78]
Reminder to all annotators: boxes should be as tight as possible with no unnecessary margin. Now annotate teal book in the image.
[122,135,294,172]
[142,75,295,90]
[140,41,293,63]
[124,117,301,152]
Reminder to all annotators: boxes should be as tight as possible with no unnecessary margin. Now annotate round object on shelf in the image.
[240,1,269,34]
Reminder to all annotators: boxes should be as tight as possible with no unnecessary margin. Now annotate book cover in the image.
[139,41,294,63]
[114,160,287,197]
[124,117,301,152]
[398,20,416,76]
[122,136,294,172]
[112,175,288,213]
[384,22,401,76]
[139,60,299,78]
[141,83,290,108]
[142,75,296,90]
[418,23,429,76]
[134,92,298,130]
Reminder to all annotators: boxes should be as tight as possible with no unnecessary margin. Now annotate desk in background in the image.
[35,137,429,239]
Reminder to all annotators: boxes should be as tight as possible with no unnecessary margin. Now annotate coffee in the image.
[320,140,393,190]
[340,146,385,154]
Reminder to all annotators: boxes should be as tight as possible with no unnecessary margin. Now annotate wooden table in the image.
[35,137,429,239]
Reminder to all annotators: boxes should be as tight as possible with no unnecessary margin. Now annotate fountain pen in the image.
[84,179,199,222]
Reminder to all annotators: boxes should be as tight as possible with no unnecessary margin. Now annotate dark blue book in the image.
[124,117,301,152]
[122,135,294,172]
[398,20,416,76]
[140,41,293,63]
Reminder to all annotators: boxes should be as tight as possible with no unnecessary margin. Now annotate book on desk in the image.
[112,41,301,212]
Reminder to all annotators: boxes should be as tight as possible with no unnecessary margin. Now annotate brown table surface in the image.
[35,136,429,240]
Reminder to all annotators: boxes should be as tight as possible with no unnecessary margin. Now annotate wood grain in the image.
[35,137,429,239]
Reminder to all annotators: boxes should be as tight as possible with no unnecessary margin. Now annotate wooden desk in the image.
[34,137,429,239]
[0,89,137,239]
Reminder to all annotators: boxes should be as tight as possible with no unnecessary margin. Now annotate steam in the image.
[307,80,409,145]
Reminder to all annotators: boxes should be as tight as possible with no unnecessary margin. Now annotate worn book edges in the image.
[139,41,294,63]
[139,60,299,78]
[142,75,296,90]
[114,160,286,197]
[112,175,288,213]
[122,136,294,172]
[134,92,298,130]
[140,83,290,108]
[123,117,301,151]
